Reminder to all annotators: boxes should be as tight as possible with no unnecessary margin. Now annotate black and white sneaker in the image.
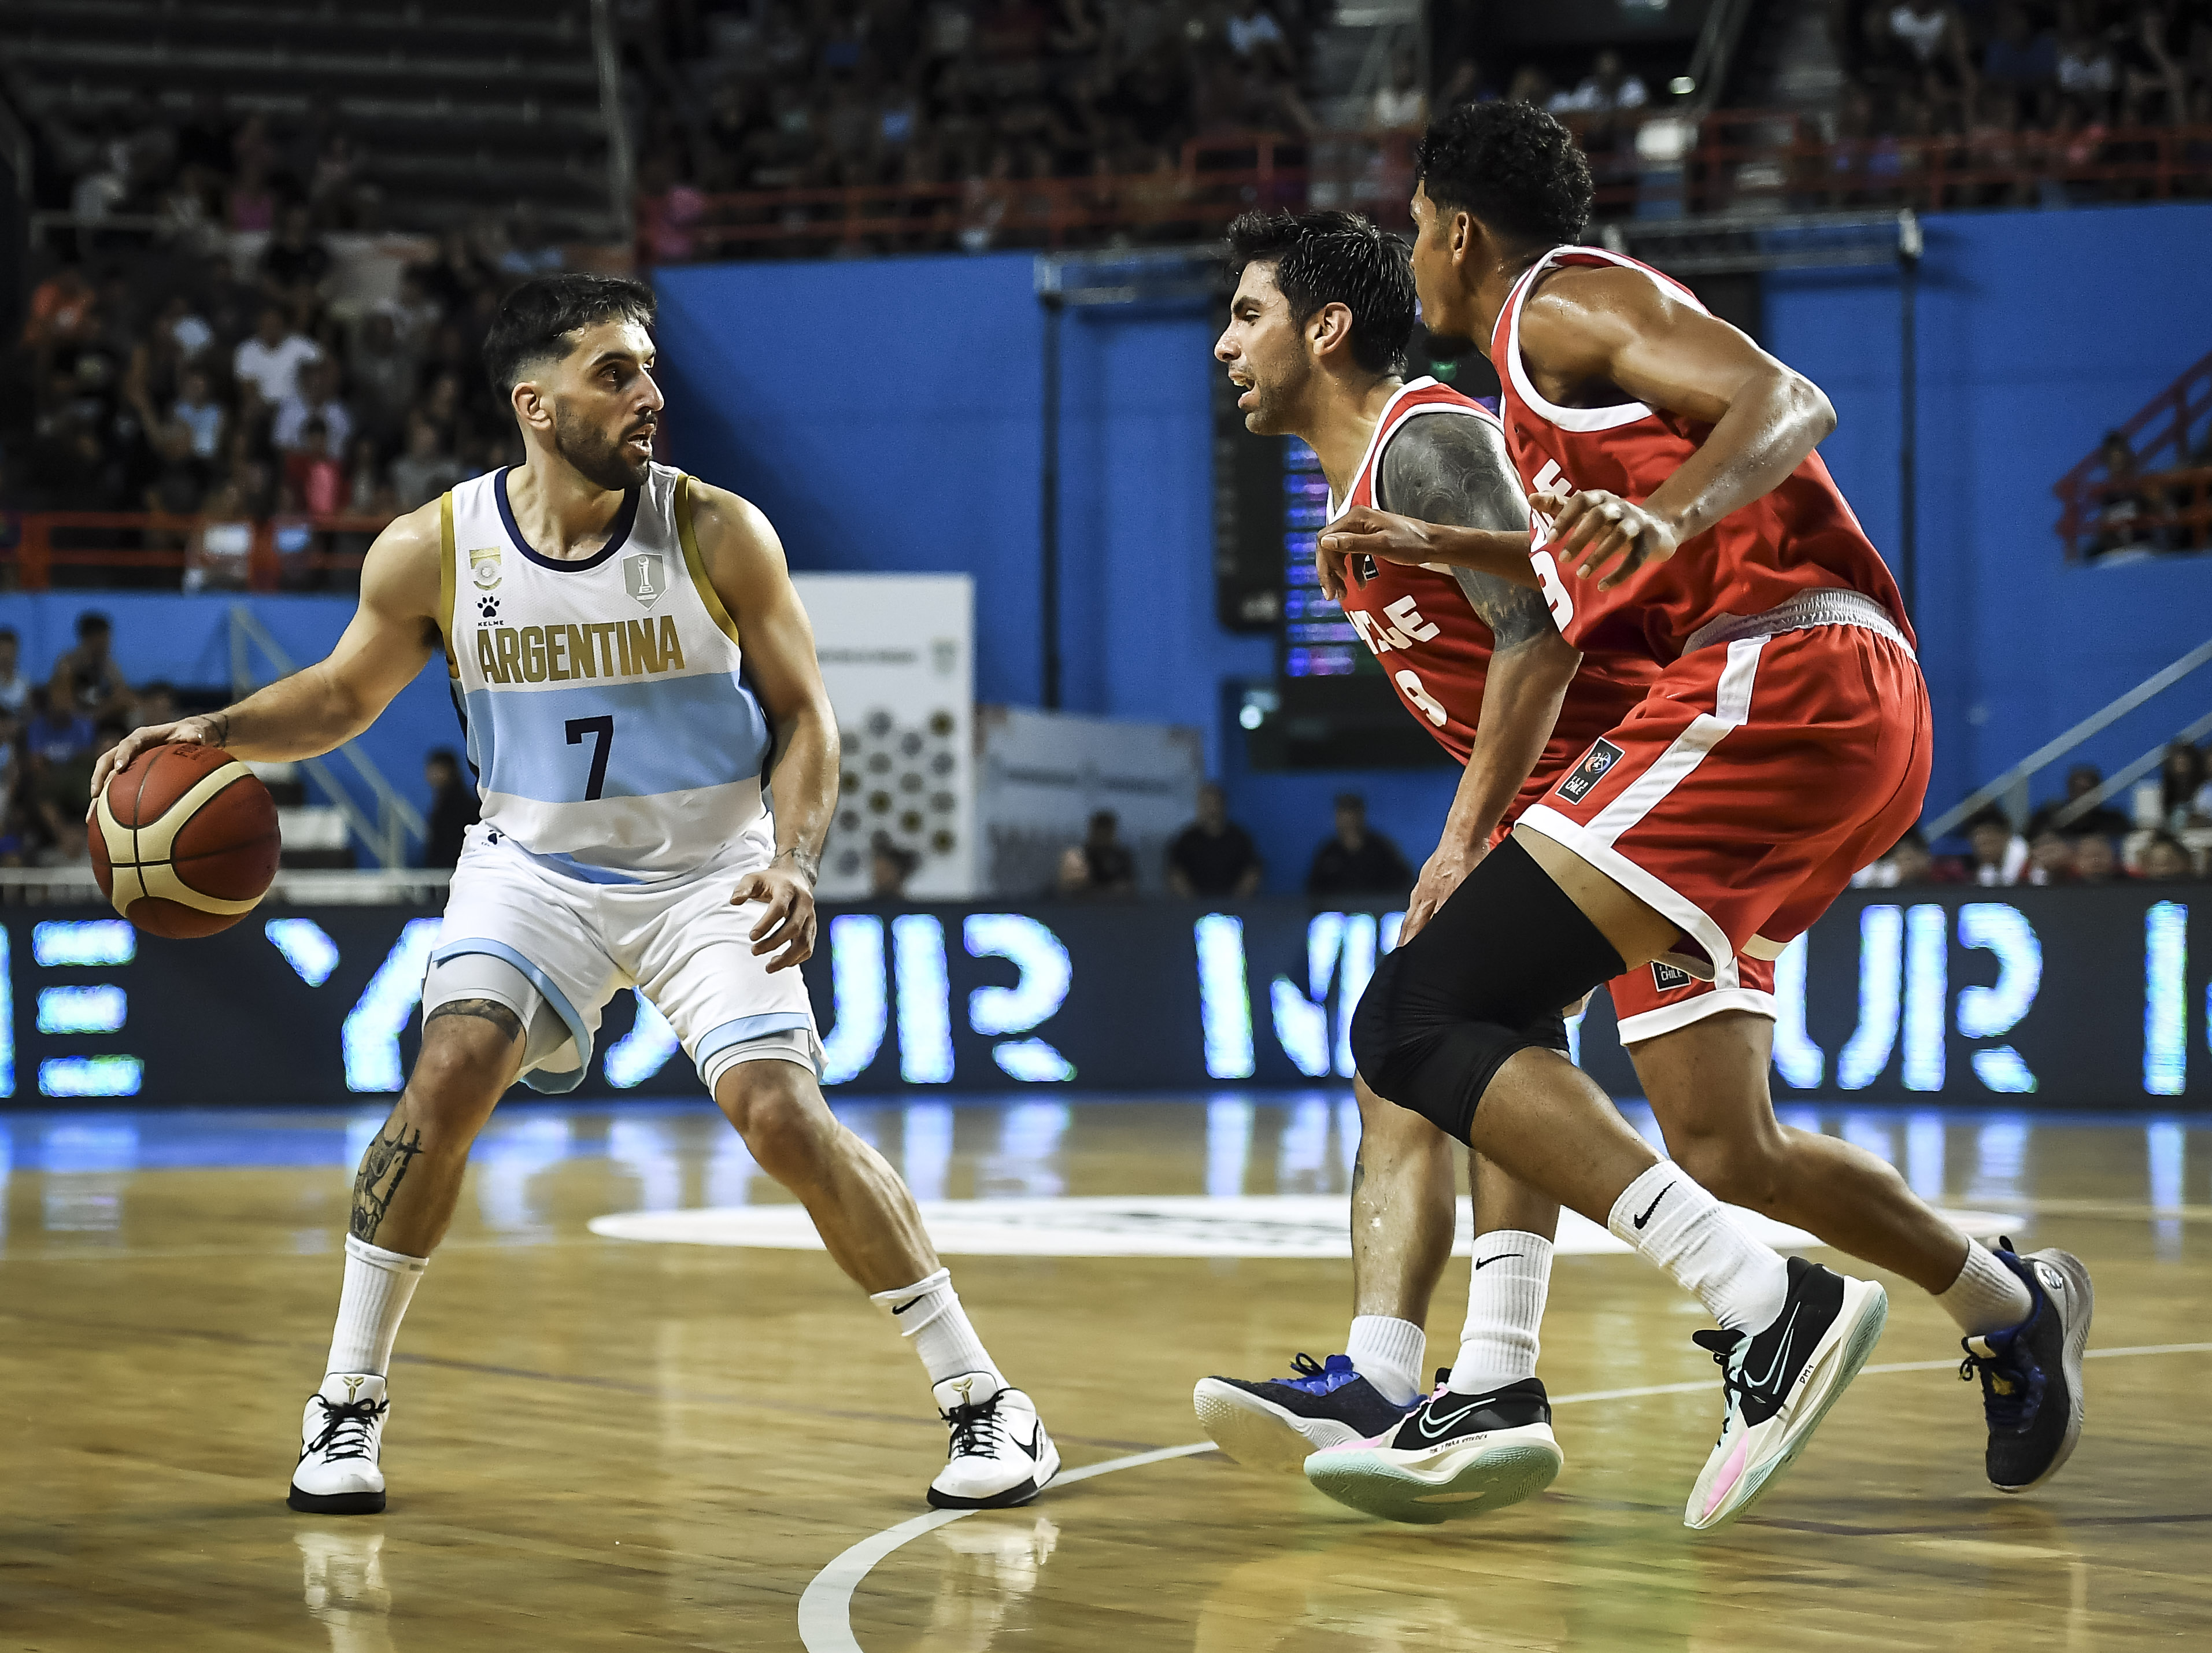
[1192,1353,1421,1474]
[1684,1256,1888,1531]
[928,1371,1060,1510]
[1301,1377,1562,1524]
[288,1374,390,1515]
[1959,1238,2093,1493]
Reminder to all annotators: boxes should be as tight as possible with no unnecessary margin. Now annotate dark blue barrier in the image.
[2,886,2206,1109]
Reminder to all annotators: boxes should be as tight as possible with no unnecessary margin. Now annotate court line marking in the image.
[796,1341,2212,1653]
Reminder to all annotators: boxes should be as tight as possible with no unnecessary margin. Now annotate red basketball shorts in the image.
[1518,617,1932,995]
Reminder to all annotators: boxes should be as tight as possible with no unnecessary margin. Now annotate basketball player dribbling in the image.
[1304,105,2091,1530]
[93,275,1056,1517]
[1192,209,2088,1526]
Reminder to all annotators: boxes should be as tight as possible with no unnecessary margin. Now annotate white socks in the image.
[325,1234,428,1377]
[871,1267,1003,1386]
[1608,1162,1789,1334]
[1346,1315,1426,1406]
[1451,1230,1553,1393]
[1935,1239,2034,1334]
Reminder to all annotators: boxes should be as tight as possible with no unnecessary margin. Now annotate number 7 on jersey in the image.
[565,715,615,801]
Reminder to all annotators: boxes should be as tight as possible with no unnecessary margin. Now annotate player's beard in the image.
[553,404,654,491]
[1240,357,1308,437]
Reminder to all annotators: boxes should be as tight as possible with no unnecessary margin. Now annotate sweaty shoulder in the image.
[1515,262,1691,379]
[360,497,446,625]
[683,478,786,569]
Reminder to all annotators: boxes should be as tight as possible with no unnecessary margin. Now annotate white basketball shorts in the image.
[428,825,824,1094]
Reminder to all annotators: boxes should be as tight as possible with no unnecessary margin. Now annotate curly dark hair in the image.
[1415,102,1593,247]
[1225,209,1414,376]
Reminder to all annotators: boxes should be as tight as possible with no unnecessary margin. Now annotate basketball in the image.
[88,743,281,938]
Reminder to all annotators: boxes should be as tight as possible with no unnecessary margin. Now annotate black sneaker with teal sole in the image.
[1301,1377,1562,1524]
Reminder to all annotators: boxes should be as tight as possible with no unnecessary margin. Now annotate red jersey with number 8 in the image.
[1330,378,1654,797]
[1490,247,1913,664]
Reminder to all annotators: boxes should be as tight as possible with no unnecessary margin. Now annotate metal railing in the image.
[226,605,427,872]
[1926,635,2212,837]
[644,116,2212,264]
[2,509,391,590]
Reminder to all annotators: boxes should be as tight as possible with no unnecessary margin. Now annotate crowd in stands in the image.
[1037,786,1414,900]
[6,84,573,570]
[1857,746,2212,887]
[2085,424,2212,559]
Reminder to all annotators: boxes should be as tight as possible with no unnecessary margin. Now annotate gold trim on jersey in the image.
[438,490,458,676]
[675,474,743,648]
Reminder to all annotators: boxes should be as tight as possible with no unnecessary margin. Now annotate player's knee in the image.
[717,1061,831,1182]
[405,1003,523,1129]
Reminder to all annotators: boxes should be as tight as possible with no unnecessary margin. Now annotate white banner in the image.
[796,574,975,901]
[975,706,1204,896]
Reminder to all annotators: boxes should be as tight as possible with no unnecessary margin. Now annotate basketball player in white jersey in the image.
[95,275,1057,1515]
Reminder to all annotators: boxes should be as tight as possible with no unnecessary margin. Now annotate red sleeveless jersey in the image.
[1491,246,1913,663]
[1332,378,1654,787]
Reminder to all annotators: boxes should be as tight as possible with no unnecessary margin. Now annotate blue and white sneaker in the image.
[1959,1238,2093,1493]
[1193,1354,1420,1474]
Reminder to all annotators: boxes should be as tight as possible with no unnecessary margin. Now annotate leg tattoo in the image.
[352,1122,426,1244]
[423,999,524,1042]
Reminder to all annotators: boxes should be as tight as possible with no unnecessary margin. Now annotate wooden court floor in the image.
[2,1096,2207,1651]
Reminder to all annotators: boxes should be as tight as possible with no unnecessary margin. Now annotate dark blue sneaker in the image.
[1959,1238,2093,1492]
[1193,1354,1419,1474]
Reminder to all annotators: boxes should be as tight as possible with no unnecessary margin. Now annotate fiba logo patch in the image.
[1651,960,1693,993]
[1555,738,1625,804]
[625,553,666,609]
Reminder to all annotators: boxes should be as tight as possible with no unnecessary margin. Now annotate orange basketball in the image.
[89,744,281,938]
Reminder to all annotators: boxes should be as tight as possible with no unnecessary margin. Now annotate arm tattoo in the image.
[774,845,821,886]
[423,999,524,1042]
[1377,415,1556,649]
[351,1119,425,1244]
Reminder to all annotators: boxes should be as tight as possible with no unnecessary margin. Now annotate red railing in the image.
[642,116,2212,262]
[2054,349,2212,558]
[1,511,394,590]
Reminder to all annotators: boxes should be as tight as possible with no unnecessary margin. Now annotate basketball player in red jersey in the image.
[1311,105,2091,1530]
[1190,210,2056,1528]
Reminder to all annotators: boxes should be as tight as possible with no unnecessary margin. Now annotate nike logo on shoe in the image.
[1473,1253,1522,1271]
[1633,1184,1674,1230]
[1743,1306,1802,1394]
[1415,1397,1493,1440]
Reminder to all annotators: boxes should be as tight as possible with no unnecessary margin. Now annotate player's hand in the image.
[1399,838,1488,944]
[731,858,818,972]
[1548,490,1680,591]
[1315,507,1436,600]
[86,715,227,818]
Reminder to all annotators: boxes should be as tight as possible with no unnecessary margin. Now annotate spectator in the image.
[259,203,333,310]
[2140,831,2197,881]
[2028,763,2133,837]
[134,682,179,730]
[869,834,919,899]
[422,748,479,868]
[1072,808,1138,896]
[2089,430,2163,556]
[1167,782,1264,898]
[22,264,101,353]
[183,479,257,592]
[1226,0,1296,82]
[49,612,135,725]
[273,357,354,455]
[348,312,418,434]
[2072,831,2122,883]
[389,415,467,511]
[172,367,227,463]
[497,205,567,278]
[142,417,207,516]
[39,717,127,857]
[27,690,94,766]
[1550,48,1649,114]
[0,629,29,719]
[1982,3,2059,98]
[1306,793,1413,896]
[1963,806,2029,886]
[1372,49,1428,132]
[2025,828,2076,885]
[2159,739,2208,826]
[376,268,445,354]
[233,306,323,409]
[1855,824,1951,886]
[285,418,347,517]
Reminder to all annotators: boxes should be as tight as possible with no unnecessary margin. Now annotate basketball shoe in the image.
[929,1372,1059,1510]
[1958,1238,2093,1492]
[288,1374,390,1515]
[1683,1256,1888,1532]
[1192,1354,1421,1474]
[1300,1377,1562,1523]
